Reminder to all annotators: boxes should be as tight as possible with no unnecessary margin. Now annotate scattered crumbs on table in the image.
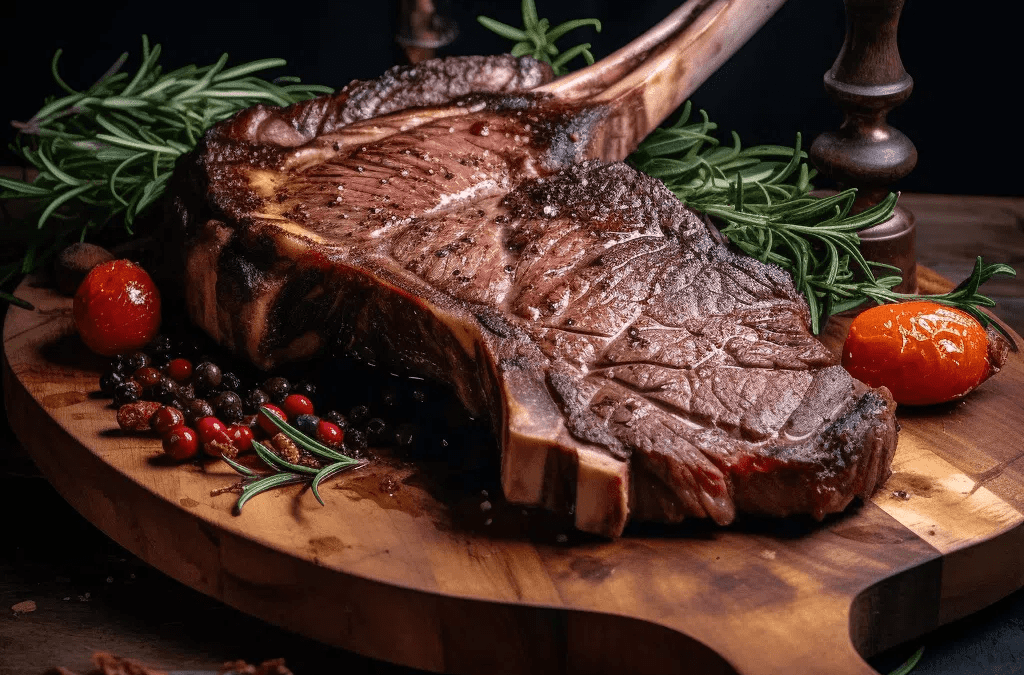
[11,599,37,613]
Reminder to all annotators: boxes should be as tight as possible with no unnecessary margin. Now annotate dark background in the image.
[0,0,1020,196]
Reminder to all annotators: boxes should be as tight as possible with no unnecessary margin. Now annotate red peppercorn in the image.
[151,405,185,436]
[316,420,344,448]
[257,404,287,435]
[282,394,315,420]
[196,416,230,446]
[165,358,194,382]
[226,424,254,454]
[132,366,162,389]
[117,401,162,433]
[163,426,199,461]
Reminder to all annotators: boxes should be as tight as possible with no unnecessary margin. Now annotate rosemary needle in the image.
[221,407,365,513]
[478,0,601,75]
[0,35,332,298]
[628,103,1016,335]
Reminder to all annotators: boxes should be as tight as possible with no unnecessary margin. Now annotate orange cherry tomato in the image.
[842,301,991,406]
[73,259,161,356]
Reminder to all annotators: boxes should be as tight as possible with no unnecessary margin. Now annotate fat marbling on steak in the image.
[170,55,898,537]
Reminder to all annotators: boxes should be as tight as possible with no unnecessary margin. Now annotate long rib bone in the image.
[538,0,788,160]
[277,0,787,173]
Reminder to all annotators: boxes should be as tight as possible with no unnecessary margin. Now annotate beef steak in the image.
[170,54,898,537]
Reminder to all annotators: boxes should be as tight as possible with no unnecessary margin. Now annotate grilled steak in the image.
[170,54,898,537]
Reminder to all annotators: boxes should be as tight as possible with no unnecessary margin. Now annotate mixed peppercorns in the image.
[70,254,489,485]
[95,325,486,474]
[103,336,375,464]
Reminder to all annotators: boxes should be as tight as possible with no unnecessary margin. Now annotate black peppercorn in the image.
[366,417,389,444]
[185,399,215,426]
[212,391,243,421]
[345,429,368,454]
[152,376,180,405]
[113,380,142,406]
[244,388,271,413]
[220,372,242,392]
[322,410,348,430]
[99,371,124,397]
[212,390,243,413]
[294,414,320,437]
[111,354,132,375]
[348,404,370,426]
[176,381,196,402]
[291,380,316,399]
[124,351,150,373]
[220,404,244,423]
[262,377,291,404]
[149,352,172,370]
[193,361,222,394]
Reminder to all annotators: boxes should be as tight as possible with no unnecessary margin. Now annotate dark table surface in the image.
[2,193,1024,675]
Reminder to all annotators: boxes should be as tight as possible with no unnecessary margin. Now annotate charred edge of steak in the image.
[730,388,898,520]
[206,54,555,153]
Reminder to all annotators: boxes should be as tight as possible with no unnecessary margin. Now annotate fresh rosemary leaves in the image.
[477,0,601,75]
[887,646,925,675]
[220,407,365,513]
[628,103,1016,335]
[0,36,331,281]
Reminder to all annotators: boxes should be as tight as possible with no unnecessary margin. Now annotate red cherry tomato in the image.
[258,405,287,435]
[842,301,992,406]
[73,260,161,356]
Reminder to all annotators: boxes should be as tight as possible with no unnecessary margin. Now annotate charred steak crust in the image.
[172,55,899,537]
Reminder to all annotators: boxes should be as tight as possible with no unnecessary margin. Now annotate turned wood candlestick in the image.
[810,0,918,293]
[396,0,458,64]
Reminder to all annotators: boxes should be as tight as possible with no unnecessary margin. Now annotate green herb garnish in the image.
[629,103,1016,336]
[477,0,601,75]
[888,646,924,675]
[221,407,365,513]
[0,35,331,293]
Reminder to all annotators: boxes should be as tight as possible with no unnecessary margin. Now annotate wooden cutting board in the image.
[5,271,1024,675]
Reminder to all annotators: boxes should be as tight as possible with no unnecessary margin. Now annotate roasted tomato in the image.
[842,301,992,406]
[73,259,161,356]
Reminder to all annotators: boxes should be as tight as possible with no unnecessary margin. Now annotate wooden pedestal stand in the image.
[810,0,918,293]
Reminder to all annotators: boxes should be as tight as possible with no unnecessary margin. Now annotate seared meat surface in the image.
[171,55,897,536]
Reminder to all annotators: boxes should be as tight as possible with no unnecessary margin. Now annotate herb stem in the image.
[222,407,366,513]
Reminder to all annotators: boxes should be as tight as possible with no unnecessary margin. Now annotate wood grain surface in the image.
[4,265,1024,675]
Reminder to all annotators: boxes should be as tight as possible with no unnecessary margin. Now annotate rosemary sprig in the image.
[0,35,332,286]
[478,0,601,75]
[629,103,1017,335]
[888,646,924,675]
[222,407,366,513]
